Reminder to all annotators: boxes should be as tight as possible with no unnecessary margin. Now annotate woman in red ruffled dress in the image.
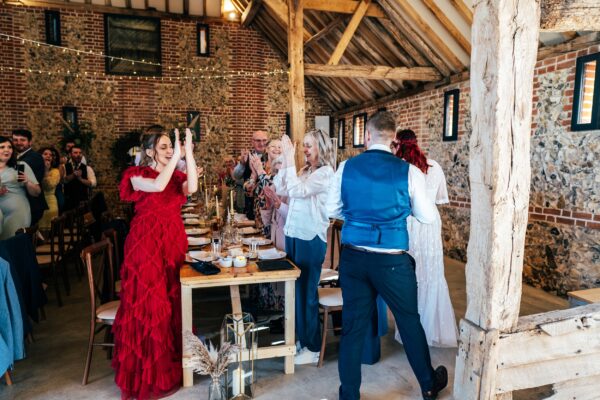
[113,128,198,399]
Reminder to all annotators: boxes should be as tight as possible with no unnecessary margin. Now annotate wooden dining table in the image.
[180,214,301,387]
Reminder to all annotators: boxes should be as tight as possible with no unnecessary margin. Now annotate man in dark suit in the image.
[327,111,448,400]
[12,129,48,225]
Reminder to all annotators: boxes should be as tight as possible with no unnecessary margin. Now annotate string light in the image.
[0,64,288,80]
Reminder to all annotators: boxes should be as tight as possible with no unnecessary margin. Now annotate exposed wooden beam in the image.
[454,0,540,396]
[304,16,345,50]
[447,0,473,25]
[125,0,131,8]
[305,64,441,81]
[288,0,306,142]
[242,0,263,27]
[362,18,415,68]
[541,0,600,31]
[165,0,169,14]
[183,0,189,16]
[304,0,385,18]
[421,0,471,54]
[537,32,600,60]
[378,0,450,76]
[390,0,464,72]
[377,17,427,67]
[327,0,371,65]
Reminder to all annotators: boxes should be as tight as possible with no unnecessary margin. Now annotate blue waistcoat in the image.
[341,149,411,250]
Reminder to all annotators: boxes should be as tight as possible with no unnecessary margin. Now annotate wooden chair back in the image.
[81,239,114,317]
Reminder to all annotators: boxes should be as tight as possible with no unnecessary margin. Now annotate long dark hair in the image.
[0,136,17,167]
[39,146,60,169]
[392,129,430,174]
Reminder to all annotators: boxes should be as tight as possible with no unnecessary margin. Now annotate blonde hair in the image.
[303,129,336,172]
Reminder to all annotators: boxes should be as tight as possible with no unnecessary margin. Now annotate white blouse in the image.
[275,165,334,243]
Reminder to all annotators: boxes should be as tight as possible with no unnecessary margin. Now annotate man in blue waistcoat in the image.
[328,111,448,400]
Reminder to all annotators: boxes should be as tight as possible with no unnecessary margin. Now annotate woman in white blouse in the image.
[277,130,335,365]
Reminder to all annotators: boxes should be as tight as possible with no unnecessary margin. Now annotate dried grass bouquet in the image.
[184,331,239,379]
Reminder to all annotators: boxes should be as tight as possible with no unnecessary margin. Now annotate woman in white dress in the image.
[392,129,458,348]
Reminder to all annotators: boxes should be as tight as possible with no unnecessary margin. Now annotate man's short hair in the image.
[12,129,32,141]
[69,144,82,154]
[366,112,396,139]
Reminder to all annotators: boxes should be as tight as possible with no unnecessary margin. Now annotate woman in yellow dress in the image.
[38,147,62,231]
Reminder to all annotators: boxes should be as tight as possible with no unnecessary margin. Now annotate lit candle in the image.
[232,366,244,396]
[215,195,219,219]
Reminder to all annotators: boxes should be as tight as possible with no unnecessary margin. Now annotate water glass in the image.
[248,239,258,260]
[212,238,222,258]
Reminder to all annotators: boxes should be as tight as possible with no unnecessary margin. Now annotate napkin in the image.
[258,248,282,259]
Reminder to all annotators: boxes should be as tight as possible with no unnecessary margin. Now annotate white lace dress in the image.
[395,159,458,347]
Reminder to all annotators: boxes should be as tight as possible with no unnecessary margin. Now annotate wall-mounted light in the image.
[222,0,240,21]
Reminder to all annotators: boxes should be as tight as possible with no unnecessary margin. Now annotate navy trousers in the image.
[338,247,434,399]
[285,235,327,352]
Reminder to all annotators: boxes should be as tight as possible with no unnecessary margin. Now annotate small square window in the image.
[45,11,61,45]
[197,24,210,57]
[571,52,600,131]
[352,113,367,148]
[443,89,459,141]
[104,14,161,76]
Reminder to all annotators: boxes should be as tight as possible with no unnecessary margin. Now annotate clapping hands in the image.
[281,135,295,169]
[249,153,265,176]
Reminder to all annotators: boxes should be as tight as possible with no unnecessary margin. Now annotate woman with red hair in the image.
[391,129,458,348]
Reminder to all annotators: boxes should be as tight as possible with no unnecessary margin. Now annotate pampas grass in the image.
[184,331,239,379]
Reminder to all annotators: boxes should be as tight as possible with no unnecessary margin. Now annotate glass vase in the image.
[208,376,226,400]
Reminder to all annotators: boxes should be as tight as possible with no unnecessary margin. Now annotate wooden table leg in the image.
[230,285,242,316]
[284,280,295,374]
[181,285,193,387]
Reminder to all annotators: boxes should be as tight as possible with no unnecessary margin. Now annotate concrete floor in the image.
[0,257,568,400]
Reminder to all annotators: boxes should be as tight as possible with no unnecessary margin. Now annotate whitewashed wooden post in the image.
[454,0,540,398]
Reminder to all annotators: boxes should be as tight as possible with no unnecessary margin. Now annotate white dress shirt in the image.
[326,143,436,252]
[275,165,334,243]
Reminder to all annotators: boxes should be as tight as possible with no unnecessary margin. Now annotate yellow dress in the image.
[39,168,60,230]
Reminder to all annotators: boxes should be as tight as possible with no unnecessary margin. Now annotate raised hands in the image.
[281,134,296,168]
[184,128,194,153]
[263,185,281,209]
[173,129,182,159]
[249,153,265,176]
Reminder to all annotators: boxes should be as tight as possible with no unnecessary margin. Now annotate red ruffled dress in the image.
[112,166,188,400]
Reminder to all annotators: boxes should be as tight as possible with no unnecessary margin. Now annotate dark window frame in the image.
[62,106,78,129]
[104,14,162,76]
[352,113,367,148]
[337,118,345,149]
[442,89,460,142]
[571,52,600,131]
[197,24,210,57]
[45,11,61,45]
[186,111,201,141]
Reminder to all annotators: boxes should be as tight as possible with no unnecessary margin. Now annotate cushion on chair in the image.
[96,300,120,321]
[36,254,53,265]
[318,287,343,307]
[320,268,339,282]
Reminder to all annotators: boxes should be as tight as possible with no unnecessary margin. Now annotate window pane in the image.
[353,116,365,146]
[445,95,455,137]
[577,60,596,124]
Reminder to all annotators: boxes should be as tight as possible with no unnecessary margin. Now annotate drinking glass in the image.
[248,239,258,260]
[212,238,222,259]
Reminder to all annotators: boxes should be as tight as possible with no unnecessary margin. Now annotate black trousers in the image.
[338,247,434,399]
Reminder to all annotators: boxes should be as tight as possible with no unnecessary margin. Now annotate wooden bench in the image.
[567,288,600,307]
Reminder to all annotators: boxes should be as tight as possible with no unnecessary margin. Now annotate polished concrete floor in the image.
[0,257,568,400]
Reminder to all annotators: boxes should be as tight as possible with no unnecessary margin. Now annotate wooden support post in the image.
[288,0,306,148]
[327,0,371,65]
[181,285,193,387]
[453,0,540,398]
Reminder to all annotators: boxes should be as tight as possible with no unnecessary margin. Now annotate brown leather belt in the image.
[342,244,406,255]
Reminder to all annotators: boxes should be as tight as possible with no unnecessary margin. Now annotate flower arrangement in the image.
[184,331,239,379]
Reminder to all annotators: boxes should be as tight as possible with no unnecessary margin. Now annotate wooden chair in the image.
[34,216,67,307]
[320,219,344,287]
[317,287,343,367]
[101,228,121,297]
[81,239,120,385]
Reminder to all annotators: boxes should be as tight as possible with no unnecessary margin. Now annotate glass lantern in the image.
[221,313,257,399]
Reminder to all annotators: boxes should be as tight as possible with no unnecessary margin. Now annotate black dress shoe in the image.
[422,366,448,400]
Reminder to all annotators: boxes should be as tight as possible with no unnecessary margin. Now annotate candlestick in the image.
[230,190,234,214]
[204,190,209,211]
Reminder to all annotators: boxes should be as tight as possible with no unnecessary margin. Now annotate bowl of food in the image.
[219,256,233,268]
[233,255,247,268]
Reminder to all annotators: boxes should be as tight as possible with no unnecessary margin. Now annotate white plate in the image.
[185,228,210,235]
[184,218,201,225]
[239,227,260,235]
[258,249,287,260]
[182,207,195,212]
[185,202,198,207]
[188,237,211,246]
[241,237,272,246]
[186,251,215,262]
[182,213,200,219]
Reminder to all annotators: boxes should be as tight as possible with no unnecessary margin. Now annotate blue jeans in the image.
[285,235,326,352]
[338,247,434,399]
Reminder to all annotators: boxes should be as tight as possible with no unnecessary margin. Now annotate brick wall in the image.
[0,4,331,212]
